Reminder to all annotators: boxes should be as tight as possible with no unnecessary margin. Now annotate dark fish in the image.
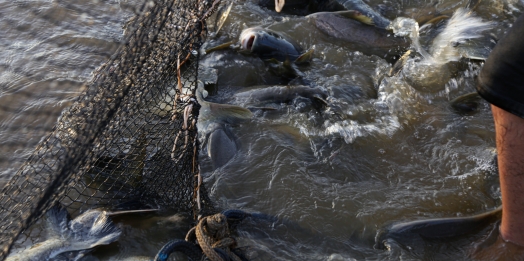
[450,92,483,115]
[239,27,304,62]
[207,125,239,169]
[258,0,385,24]
[307,12,409,60]
[376,206,502,249]
[258,0,305,14]
[265,58,304,80]
[233,85,328,106]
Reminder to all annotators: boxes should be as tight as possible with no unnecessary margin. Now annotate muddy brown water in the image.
[1,0,523,260]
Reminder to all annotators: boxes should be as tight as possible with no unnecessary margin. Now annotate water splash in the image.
[429,8,494,64]
[320,8,494,144]
[388,8,493,93]
[390,8,495,65]
[388,17,432,61]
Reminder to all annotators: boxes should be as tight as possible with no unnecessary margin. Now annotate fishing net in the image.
[0,0,220,258]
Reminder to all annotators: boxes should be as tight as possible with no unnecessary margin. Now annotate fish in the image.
[233,85,330,111]
[6,206,159,261]
[196,81,253,126]
[450,92,483,115]
[334,0,391,29]
[232,85,329,108]
[206,125,239,169]
[258,0,300,14]
[306,11,409,60]
[375,206,502,249]
[239,27,305,62]
[265,57,304,80]
[6,206,121,261]
[258,0,385,24]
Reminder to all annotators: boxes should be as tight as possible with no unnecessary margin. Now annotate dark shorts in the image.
[477,14,524,119]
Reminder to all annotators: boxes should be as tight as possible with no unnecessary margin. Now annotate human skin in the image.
[492,104,524,246]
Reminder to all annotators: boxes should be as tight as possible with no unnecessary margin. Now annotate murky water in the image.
[2,0,524,260]
[0,0,137,183]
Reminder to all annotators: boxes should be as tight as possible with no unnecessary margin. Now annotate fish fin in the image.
[450,92,482,115]
[265,58,281,64]
[424,15,449,26]
[45,205,70,239]
[266,58,300,79]
[205,41,234,54]
[294,48,314,64]
[207,126,238,169]
[285,59,305,78]
[333,10,374,25]
[209,103,253,122]
[311,95,329,111]
[312,95,329,106]
[215,2,233,35]
[68,210,122,251]
[275,0,285,12]
[466,0,481,12]
[237,49,252,56]
[388,50,412,77]
[418,15,449,34]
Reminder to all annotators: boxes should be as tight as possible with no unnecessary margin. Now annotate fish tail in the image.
[68,213,122,250]
[45,205,70,239]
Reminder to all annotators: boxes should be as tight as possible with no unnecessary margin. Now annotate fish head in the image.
[239,27,302,62]
[240,27,262,52]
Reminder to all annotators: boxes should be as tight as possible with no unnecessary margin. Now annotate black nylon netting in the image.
[0,0,219,258]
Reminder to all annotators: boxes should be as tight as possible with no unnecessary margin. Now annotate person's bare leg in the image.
[492,104,524,246]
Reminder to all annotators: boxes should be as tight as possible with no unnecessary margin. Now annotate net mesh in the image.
[0,0,219,258]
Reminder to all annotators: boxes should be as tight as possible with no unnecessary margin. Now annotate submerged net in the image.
[0,0,219,258]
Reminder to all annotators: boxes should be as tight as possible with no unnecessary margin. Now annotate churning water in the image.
[1,0,523,260]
